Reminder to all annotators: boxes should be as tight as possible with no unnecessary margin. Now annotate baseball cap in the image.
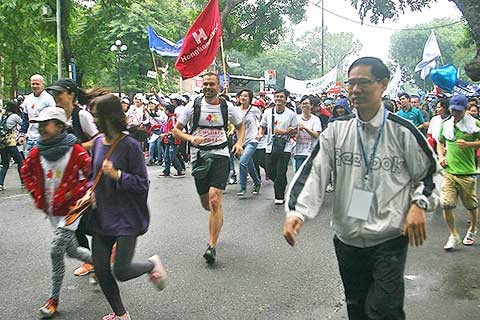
[169,93,181,100]
[46,78,78,94]
[449,94,468,111]
[121,97,130,104]
[253,99,265,108]
[30,107,68,125]
[334,98,349,109]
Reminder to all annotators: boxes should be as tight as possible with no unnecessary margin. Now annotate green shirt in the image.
[439,120,480,175]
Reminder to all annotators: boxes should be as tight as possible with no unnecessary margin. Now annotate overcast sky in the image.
[294,0,463,64]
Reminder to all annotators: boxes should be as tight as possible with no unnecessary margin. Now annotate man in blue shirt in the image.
[396,92,429,131]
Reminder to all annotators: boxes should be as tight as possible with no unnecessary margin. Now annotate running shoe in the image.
[89,273,98,285]
[252,184,261,195]
[444,234,462,251]
[236,188,246,196]
[463,230,477,246]
[147,255,168,291]
[159,172,170,177]
[102,311,131,320]
[203,245,216,265]
[274,199,285,205]
[38,298,58,319]
[0,185,4,191]
[172,171,186,178]
[146,160,155,166]
[326,184,335,193]
[73,262,94,276]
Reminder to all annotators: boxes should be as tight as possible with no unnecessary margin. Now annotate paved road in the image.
[1,164,479,319]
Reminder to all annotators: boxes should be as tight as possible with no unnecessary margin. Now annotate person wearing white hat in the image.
[21,106,93,319]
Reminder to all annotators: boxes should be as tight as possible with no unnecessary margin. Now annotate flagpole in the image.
[219,35,228,94]
[150,51,162,90]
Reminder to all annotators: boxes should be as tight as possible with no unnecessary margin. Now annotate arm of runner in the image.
[231,122,245,156]
[173,122,205,146]
[283,216,304,247]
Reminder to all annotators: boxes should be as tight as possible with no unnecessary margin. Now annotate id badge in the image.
[347,187,374,221]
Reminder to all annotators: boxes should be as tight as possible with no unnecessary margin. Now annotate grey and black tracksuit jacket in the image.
[286,105,440,248]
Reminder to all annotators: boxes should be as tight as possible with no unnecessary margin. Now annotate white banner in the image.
[384,65,402,99]
[284,66,337,96]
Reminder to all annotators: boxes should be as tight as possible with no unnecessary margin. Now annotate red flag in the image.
[175,0,222,80]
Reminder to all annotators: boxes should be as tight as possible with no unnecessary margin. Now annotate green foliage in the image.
[349,0,434,24]
[230,29,362,88]
[389,18,477,88]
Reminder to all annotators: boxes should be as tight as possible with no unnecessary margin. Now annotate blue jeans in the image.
[0,146,24,185]
[294,155,308,171]
[239,142,261,189]
[163,144,182,175]
[148,138,164,162]
[25,137,39,157]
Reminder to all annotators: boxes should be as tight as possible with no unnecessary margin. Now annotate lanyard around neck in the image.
[356,108,387,182]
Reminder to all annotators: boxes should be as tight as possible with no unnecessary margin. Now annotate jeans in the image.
[25,137,39,157]
[334,235,408,320]
[294,155,308,172]
[163,144,182,175]
[148,138,164,162]
[266,151,291,200]
[239,142,261,189]
[0,146,24,186]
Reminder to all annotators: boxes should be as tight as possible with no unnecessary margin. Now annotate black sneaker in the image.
[203,245,216,264]
[147,160,155,166]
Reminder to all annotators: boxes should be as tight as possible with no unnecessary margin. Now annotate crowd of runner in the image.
[1,57,479,319]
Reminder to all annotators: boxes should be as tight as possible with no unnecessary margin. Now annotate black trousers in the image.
[334,235,408,320]
[265,151,291,200]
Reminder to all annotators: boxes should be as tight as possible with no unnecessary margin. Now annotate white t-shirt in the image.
[126,105,145,127]
[175,105,186,119]
[295,114,322,156]
[427,115,447,143]
[260,107,299,154]
[239,105,261,145]
[66,109,99,139]
[178,98,243,162]
[23,90,56,139]
[40,148,80,231]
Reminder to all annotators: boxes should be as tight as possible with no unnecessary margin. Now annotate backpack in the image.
[189,96,230,151]
[0,114,14,148]
[69,107,90,143]
[190,96,229,134]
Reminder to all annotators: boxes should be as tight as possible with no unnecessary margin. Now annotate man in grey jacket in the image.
[283,57,439,320]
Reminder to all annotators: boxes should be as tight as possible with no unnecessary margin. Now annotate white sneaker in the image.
[326,184,335,193]
[274,199,285,205]
[444,234,462,251]
[463,230,477,246]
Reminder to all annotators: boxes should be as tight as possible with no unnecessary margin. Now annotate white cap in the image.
[169,93,181,100]
[30,107,68,125]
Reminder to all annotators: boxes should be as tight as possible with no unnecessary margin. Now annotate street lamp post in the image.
[110,39,128,95]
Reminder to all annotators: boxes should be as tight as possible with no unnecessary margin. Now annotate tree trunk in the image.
[451,0,480,81]
[61,0,74,78]
[9,59,18,99]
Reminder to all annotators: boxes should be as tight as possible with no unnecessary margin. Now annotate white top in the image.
[295,114,322,156]
[66,109,99,139]
[260,107,299,154]
[40,148,80,231]
[175,105,186,119]
[22,90,56,139]
[239,105,261,145]
[126,105,145,127]
[178,98,243,162]
[427,114,447,143]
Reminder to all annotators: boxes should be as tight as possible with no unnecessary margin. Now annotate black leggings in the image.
[92,234,154,315]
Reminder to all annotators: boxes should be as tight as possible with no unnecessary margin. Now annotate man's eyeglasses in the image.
[344,78,380,88]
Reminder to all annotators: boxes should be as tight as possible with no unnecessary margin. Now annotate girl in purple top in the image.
[87,94,167,320]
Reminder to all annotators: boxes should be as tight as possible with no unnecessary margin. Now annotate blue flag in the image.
[147,26,183,57]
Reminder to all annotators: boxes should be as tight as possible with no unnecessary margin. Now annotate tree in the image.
[191,0,310,55]
[349,0,480,81]
[230,29,362,88]
[389,18,476,88]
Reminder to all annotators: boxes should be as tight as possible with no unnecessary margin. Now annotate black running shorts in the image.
[194,155,230,195]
